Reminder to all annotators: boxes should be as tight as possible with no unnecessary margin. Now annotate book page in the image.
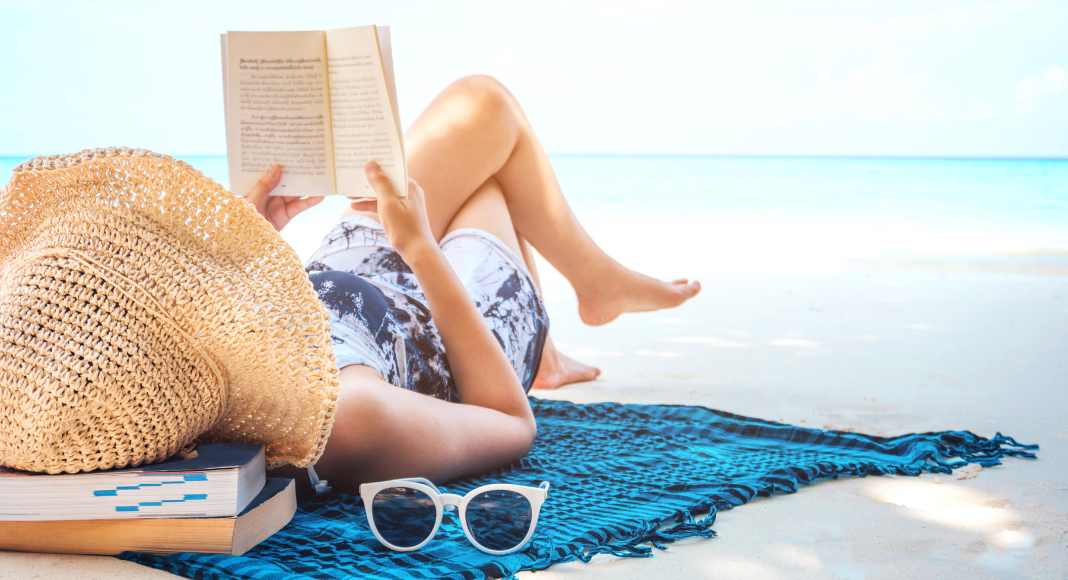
[223,31,336,196]
[377,26,403,142]
[325,26,407,198]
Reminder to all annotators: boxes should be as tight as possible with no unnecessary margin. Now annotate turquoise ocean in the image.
[2,155,1066,277]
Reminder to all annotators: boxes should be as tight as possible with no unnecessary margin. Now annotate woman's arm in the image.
[317,364,535,487]
[241,165,534,487]
[312,163,536,488]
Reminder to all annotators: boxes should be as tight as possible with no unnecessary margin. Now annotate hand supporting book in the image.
[221,25,406,198]
[243,164,325,232]
[357,161,436,261]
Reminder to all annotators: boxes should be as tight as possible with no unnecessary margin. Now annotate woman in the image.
[246,76,700,490]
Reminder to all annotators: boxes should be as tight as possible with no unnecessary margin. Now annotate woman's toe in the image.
[672,280,700,302]
[578,365,601,382]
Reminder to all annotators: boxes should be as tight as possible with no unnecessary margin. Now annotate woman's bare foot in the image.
[577,268,701,327]
[532,336,601,390]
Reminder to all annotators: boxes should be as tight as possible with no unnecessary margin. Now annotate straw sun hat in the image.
[0,147,339,474]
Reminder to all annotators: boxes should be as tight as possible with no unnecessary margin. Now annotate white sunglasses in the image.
[359,478,550,554]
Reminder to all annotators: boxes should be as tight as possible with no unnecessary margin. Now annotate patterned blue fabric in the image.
[121,398,1037,580]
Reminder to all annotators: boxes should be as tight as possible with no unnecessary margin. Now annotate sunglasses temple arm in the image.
[308,466,332,495]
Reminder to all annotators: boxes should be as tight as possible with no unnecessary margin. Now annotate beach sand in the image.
[516,262,1067,579]
[2,259,1064,579]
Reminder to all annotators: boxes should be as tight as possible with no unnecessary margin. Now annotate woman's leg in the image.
[347,75,700,327]
[516,238,601,389]
[444,178,601,389]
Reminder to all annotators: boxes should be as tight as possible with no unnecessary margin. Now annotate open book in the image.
[221,26,405,198]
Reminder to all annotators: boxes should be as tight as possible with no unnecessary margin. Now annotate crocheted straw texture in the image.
[0,147,339,474]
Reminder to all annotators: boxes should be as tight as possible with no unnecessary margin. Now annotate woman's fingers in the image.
[405,178,422,203]
[241,165,324,232]
[364,161,397,202]
[262,195,322,231]
[265,196,289,231]
[349,199,378,213]
[246,165,282,208]
[285,195,324,219]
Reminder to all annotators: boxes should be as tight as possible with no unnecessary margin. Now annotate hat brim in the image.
[0,148,339,470]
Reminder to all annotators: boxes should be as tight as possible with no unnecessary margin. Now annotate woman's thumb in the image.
[365,161,396,200]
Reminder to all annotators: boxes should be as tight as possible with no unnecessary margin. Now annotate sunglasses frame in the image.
[359,478,550,555]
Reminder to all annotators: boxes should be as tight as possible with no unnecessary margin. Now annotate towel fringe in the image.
[507,431,1037,578]
[518,507,717,577]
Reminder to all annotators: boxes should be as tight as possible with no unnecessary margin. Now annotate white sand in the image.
[2,262,1065,579]
[517,264,1068,579]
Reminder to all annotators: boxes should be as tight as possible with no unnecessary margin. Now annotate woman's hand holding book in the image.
[353,161,440,266]
[242,165,325,232]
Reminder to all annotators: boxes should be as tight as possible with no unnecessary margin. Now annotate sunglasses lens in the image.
[371,487,437,548]
[464,490,533,552]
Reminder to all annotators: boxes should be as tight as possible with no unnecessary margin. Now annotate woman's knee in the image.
[447,74,521,126]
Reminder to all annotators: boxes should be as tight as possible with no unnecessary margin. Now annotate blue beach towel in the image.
[121,398,1037,580]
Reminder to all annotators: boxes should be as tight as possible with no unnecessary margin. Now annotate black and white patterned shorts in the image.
[306,216,548,402]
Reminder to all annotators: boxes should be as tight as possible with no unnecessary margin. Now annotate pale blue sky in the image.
[1,0,1065,157]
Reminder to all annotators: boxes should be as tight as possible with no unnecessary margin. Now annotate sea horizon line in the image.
[2,152,1067,163]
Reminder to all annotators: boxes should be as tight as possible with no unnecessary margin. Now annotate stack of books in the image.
[0,444,296,555]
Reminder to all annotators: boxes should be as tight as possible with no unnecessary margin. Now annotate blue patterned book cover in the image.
[0,443,265,521]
